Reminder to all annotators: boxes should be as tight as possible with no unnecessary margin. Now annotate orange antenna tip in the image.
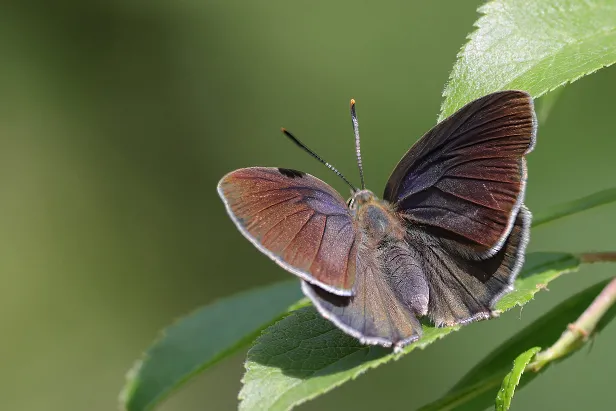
[350,98,356,106]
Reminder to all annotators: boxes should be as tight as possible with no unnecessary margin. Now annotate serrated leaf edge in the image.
[495,347,542,411]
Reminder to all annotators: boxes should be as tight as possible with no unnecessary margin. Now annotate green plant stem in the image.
[527,260,616,372]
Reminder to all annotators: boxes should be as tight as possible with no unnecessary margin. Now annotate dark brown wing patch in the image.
[384,91,536,257]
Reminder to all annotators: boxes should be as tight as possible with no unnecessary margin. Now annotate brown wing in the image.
[411,206,530,327]
[217,167,357,295]
[302,238,426,351]
[384,91,536,258]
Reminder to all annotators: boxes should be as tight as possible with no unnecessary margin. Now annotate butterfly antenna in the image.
[350,99,366,189]
[280,128,358,192]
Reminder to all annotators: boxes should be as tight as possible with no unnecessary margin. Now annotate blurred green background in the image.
[2,1,615,410]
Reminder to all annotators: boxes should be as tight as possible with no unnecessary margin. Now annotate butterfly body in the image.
[350,190,404,240]
[218,90,536,351]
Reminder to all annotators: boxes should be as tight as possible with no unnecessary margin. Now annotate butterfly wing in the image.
[410,206,530,326]
[384,91,536,257]
[302,208,530,345]
[302,238,428,350]
[218,167,358,295]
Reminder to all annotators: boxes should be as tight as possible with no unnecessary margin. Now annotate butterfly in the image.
[217,90,536,351]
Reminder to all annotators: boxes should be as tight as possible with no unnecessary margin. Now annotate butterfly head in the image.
[347,189,375,212]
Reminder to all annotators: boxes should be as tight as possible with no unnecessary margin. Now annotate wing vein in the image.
[430,247,488,313]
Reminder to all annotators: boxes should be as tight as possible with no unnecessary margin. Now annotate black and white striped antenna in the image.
[280,128,358,192]
[350,99,366,190]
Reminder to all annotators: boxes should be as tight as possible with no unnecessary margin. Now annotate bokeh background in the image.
[2,1,616,410]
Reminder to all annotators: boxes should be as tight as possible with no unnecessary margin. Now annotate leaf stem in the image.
[578,252,616,264]
[527,276,616,372]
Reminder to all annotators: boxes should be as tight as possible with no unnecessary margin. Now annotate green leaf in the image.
[532,187,616,228]
[238,252,580,411]
[439,0,616,121]
[494,253,579,311]
[495,347,541,411]
[420,278,616,411]
[120,281,304,411]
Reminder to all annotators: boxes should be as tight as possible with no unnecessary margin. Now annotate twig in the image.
[579,252,616,264]
[527,275,616,372]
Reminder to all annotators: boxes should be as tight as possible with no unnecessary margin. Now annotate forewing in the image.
[302,239,427,350]
[410,206,530,327]
[218,167,357,295]
[384,91,536,256]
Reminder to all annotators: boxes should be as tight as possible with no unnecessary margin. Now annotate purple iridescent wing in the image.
[217,167,357,295]
[383,91,536,257]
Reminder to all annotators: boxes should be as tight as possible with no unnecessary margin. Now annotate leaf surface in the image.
[439,0,616,121]
[495,347,541,411]
[121,281,304,411]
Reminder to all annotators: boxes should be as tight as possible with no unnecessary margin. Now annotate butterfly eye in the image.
[347,197,356,210]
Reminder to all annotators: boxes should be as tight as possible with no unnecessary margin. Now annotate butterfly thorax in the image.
[349,189,405,241]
